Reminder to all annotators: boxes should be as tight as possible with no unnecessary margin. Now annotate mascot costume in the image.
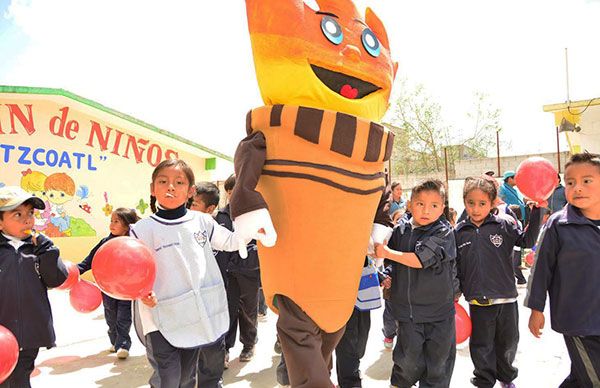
[230,0,397,385]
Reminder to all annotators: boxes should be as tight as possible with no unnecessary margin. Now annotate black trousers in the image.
[0,348,38,388]
[512,250,526,284]
[102,293,132,351]
[391,316,456,388]
[145,331,198,388]
[335,308,371,388]
[197,338,225,388]
[225,270,260,351]
[469,302,519,388]
[559,335,600,388]
[382,299,397,339]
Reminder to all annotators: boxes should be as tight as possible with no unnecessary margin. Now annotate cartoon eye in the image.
[320,16,343,45]
[361,28,380,57]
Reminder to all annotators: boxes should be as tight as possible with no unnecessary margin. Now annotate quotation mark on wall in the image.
[99,156,108,161]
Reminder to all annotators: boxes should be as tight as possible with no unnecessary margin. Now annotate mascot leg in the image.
[275,295,345,387]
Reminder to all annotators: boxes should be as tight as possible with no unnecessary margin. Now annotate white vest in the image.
[131,211,237,348]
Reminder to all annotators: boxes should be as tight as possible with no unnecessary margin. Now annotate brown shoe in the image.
[239,346,254,362]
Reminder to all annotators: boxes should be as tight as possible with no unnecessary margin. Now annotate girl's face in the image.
[109,213,129,236]
[150,166,194,210]
[464,188,493,226]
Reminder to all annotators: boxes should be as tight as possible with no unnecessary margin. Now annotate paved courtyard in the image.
[32,270,570,387]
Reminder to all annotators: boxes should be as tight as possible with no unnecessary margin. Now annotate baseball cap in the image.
[0,186,45,212]
[502,170,516,180]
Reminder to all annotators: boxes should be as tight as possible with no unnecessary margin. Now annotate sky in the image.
[1,0,599,158]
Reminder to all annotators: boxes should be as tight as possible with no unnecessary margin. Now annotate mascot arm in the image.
[368,186,393,257]
[230,131,268,217]
[230,131,277,258]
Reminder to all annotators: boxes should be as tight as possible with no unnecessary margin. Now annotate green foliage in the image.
[384,80,502,176]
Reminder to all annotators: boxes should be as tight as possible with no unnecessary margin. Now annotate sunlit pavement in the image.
[33,269,569,387]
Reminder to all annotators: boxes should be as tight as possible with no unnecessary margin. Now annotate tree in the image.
[383,80,502,177]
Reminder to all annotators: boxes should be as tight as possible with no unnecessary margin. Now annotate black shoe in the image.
[239,346,254,362]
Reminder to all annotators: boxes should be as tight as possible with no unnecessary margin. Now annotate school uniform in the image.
[525,205,600,387]
[78,234,132,352]
[455,207,540,388]
[387,217,458,388]
[0,233,67,388]
[131,205,237,388]
[335,258,382,388]
[215,205,260,356]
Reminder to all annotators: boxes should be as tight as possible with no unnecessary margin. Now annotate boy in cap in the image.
[0,186,67,388]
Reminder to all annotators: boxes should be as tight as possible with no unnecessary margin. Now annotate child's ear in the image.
[188,185,196,198]
[207,204,216,214]
[406,200,411,212]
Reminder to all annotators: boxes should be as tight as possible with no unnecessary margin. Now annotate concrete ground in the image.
[32,270,570,387]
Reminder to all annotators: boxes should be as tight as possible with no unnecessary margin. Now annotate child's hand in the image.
[528,309,545,338]
[381,276,392,289]
[374,243,387,259]
[141,291,158,308]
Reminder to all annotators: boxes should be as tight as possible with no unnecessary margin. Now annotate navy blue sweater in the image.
[387,217,457,323]
[525,204,600,336]
[455,207,541,302]
[0,233,67,349]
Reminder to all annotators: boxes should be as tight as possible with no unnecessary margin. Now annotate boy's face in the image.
[0,203,35,239]
[410,190,445,226]
[564,162,600,218]
[191,195,215,214]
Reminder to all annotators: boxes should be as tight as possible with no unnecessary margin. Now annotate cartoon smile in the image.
[310,64,380,100]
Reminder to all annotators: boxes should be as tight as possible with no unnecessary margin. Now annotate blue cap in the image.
[503,170,515,180]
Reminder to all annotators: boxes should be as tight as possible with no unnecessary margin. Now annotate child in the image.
[374,179,458,388]
[335,256,390,388]
[217,175,260,366]
[455,176,541,388]
[525,153,600,387]
[0,186,67,387]
[77,207,140,360]
[191,181,220,214]
[131,159,244,388]
[507,204,527,286]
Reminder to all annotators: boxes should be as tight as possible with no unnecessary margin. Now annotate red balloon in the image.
[55,260,80,291]
[525,251,535,267]
[69,280,102,313]
[0,325,19,384]
[92,237,156,300]
[455,302,472,344]
[515,157,558,202]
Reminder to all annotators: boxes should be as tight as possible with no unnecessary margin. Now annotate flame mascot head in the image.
[230,1,396,383]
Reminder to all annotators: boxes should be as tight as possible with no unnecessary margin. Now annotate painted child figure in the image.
[526,153,600,387]
[374,179,458,388]
[131,159,247,388]
[0,186,68,387]
[78,207,140,360]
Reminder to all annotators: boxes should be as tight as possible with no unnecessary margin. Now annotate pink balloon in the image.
[92,237,156,300]
[515,157,558,202]
[0,325,19,384]
[55,260,80,291]
[455,302,472,344]
[69,280,102,313]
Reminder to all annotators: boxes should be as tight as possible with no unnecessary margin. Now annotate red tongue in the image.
[340,84,358,99]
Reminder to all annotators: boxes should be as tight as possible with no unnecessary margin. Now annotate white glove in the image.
[233,208,277,258]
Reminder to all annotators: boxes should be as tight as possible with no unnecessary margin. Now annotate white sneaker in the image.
[116,348,129,359]
[108,345,116,353]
